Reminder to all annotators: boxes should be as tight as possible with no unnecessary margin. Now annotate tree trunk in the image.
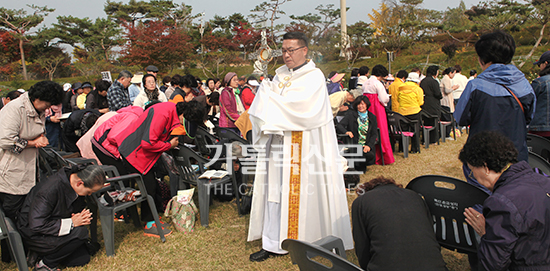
[19,38,28,80]
[519,23,547,68]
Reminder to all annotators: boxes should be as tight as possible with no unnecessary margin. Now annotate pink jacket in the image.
[77,111,118,163]
[219,87,240,128]
[93,106,143,158]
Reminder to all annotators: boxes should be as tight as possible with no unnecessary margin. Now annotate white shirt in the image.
[363,76,390,106]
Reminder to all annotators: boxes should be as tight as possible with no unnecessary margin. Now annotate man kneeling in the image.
[17,164,105,271]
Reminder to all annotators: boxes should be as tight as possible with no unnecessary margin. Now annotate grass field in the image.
[0,134,472,271]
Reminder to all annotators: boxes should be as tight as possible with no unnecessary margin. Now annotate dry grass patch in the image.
[1,135,472,270]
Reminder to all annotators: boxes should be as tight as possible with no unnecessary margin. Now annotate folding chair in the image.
[172,145,241,227]
[420,111,440,148]
[526,133,550,163]
[91,173,166,256]
[440,108,456,142]
[406,175,489,254]
[387,111,420,158]
[0,207,28,271]
[282,236,363,271]
[528,151,550,175]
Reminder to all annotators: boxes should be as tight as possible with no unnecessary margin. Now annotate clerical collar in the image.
[289,61,308,72]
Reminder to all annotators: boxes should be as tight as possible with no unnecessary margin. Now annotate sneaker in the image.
[114,213,124,222]
[446,137,455,141]
[34,260,60,271]
[144,223,172,238]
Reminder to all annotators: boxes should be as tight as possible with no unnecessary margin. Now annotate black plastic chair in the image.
[528,151,550,175]
[420,111,440,149]
[387,111,420,158]
[406,175,489,254]
[91,173,166,256]
[0,207,28,271]
[526,133,550,163]
[440,108,456,142]
[171,145,241,227]
[195,126,220,157]
[282,236,362,271]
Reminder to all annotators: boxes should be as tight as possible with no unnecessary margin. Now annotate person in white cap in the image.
[241,76,259,110]
[396,72,425,153]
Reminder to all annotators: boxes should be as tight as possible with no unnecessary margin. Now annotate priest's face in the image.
[282,39,308,70]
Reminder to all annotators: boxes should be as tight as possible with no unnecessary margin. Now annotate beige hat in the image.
[330,73,345,83]
[349,89,363,99]
[131,74,143,84]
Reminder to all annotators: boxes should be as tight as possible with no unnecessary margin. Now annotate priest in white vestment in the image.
[247,32,354,262]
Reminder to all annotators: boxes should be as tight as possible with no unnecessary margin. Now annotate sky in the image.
[2,0,483,31]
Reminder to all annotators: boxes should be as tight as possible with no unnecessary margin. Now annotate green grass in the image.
[0,134,473,271]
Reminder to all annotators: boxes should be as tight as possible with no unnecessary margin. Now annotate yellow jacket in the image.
[397,81,424,115]
[388,78,404,112]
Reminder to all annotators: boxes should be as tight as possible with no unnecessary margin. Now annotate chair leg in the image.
[197,182,210,227]
[7,231,29,271]
[145,195,166,243]
[424,128,429,149]
[232,173,242,216]
[403,136,409,158]
[87,199,98,243]
[440,123,446,143]
[98,211,116,257]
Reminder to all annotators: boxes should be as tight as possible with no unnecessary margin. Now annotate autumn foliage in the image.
[121,20,194,72]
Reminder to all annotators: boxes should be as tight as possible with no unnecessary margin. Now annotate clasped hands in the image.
[71,209,92,227]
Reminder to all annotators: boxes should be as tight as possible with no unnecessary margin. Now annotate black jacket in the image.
[336,110,378,151]
[352,184,447,271]
[420,76,442,118]
[17,168,88,255]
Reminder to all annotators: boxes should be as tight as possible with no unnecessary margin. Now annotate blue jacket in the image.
[454,64,535,161]
[479,161,550,271]
[528,74,550,132]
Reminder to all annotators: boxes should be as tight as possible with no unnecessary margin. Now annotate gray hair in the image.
[118,70,133,80]
[76,165,106,188]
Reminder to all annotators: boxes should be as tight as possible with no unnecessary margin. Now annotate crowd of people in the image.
[0,29,549,271]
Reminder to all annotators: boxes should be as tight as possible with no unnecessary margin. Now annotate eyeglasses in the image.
[282,46,305,55]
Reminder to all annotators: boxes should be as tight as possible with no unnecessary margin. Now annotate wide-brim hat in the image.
[81,82,93,89]
[406,72,420,83]
[330,73,345,83]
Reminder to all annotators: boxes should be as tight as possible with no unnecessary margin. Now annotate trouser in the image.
[122,159,161,222]
[91,144,128,176]
[404,113,421,152]
[0,193,26,263]
[42,239,89,268]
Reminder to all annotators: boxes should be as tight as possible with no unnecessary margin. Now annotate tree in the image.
[41,16,123,61]
[35,54,65,80]
[442,41,458,62]
[250,0,291,44]
[0,30,21,80]
[465,0,531,32]
[104,0,150,27]
[368,2,409,51]
[148,0,196,29]
[344,21,376,69]
[289,4,342,46]
[0,5,54,80]
[198,33,240,78]
[518,0,550,67]
[121,20,194,73]
[233,21,262,56]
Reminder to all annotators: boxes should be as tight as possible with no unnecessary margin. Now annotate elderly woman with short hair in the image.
[460,131,550,271]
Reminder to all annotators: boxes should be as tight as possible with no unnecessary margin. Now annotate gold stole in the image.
[287,131,303,239]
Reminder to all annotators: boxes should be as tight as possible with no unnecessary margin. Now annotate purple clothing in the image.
[219,87,240,128]
[479,161,550,271]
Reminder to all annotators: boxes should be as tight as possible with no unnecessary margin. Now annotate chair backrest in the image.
[195,126,220,157]
[528,151,550,175]
[387,111,415,133]
[282,239,363,271]
[0,206,9,240]
[217,127,248,145]
[406,175,489,254]
[172,145,211,186]
[527,134,550,162]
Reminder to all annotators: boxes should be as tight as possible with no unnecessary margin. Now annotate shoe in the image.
[249,249,284,262]
[114,213,124,222]
[143,223,172,237]
[34,260,60,271]
[446,137,455,141]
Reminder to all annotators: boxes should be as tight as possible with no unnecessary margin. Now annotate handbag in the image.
[164,193,198,233]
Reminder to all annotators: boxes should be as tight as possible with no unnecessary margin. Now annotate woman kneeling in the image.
[17,164,105,271]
